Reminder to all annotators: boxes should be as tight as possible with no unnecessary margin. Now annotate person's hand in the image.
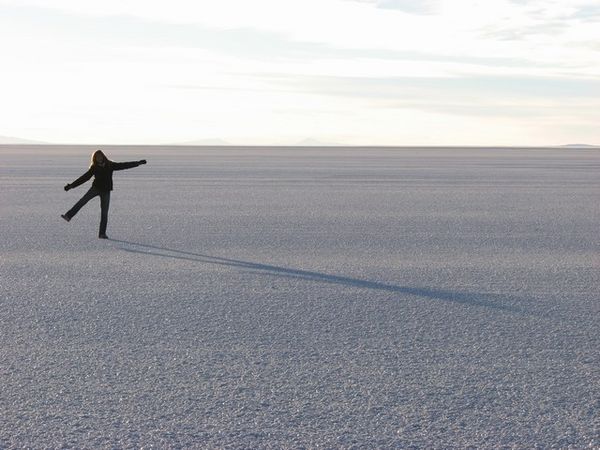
[139,159,147,165]
[64,184,71,191]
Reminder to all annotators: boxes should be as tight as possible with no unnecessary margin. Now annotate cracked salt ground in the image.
[1,145,598,448]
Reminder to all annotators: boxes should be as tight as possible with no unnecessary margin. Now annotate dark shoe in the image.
[98,234,108,239]
[61,214,71,222]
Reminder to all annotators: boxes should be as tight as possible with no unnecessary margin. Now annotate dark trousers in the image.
[66,187,111,235]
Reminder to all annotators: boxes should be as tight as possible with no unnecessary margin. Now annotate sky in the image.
[0,0,599,146]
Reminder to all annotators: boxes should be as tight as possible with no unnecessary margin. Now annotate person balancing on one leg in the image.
[61,150,147,239]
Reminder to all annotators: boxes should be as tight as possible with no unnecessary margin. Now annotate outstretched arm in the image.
[112,160,147,171]
[64,169,93,191]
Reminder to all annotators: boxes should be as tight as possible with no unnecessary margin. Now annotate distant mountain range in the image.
[2,135,597,148]
[0,135,50,144]
[559,144,599,148]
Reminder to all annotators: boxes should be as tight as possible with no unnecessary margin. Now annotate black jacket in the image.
[69,161,142,191]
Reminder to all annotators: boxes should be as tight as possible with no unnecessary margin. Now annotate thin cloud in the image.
[572,5,600,20]
[481,21,568,41]
[349,0,440,15]
[3,2,577,75]
[260,73,600,100]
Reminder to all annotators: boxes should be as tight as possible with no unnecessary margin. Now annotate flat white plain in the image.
[1,146,598,448]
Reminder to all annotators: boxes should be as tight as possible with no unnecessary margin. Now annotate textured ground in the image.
[1,145,598,448]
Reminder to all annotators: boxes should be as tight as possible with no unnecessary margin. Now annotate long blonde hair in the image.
[90,150,111,168]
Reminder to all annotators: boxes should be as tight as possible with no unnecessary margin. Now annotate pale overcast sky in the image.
[1,0,599,145]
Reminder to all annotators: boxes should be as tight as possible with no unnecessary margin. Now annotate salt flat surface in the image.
[1,145,598,448]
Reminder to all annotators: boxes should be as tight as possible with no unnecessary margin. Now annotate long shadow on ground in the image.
[111,239,525,313]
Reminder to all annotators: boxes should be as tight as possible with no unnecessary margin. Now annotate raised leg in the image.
[65,187,99,219]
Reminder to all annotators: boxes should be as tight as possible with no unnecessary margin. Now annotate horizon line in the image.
[1,143,599,149]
